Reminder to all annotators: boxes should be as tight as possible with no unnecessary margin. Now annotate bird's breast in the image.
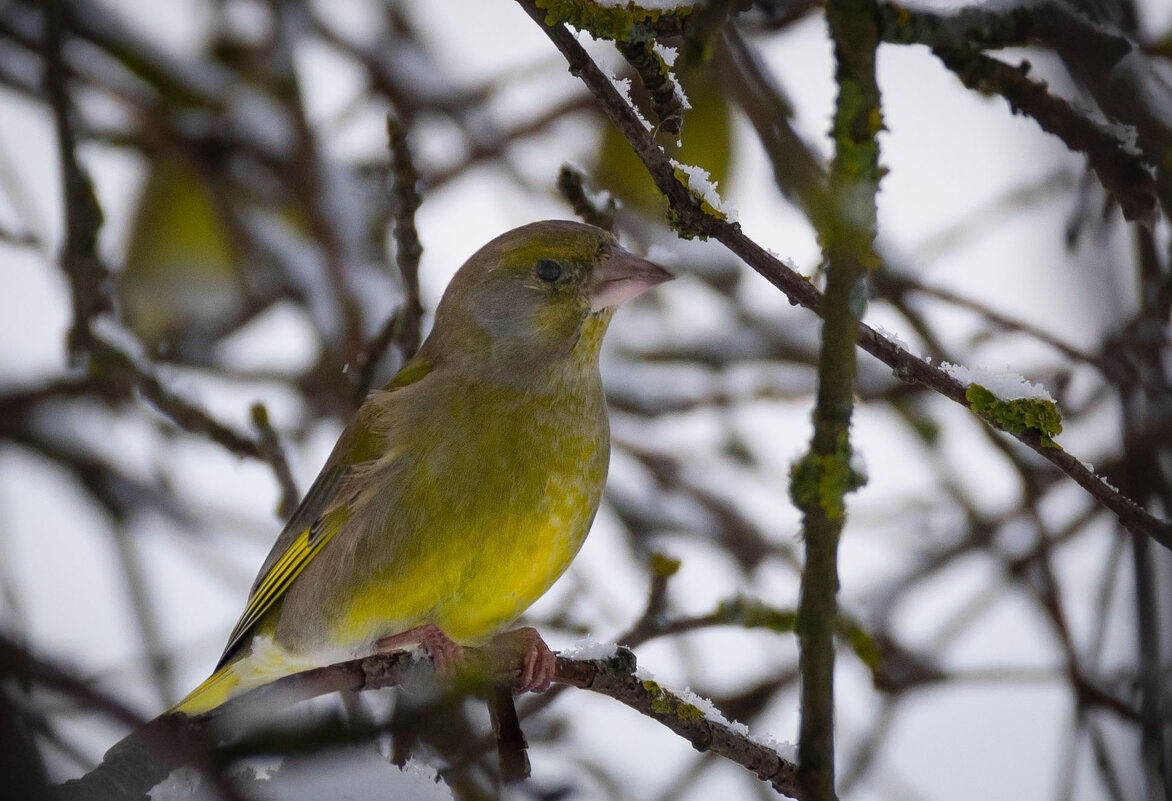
[324,374,610,646]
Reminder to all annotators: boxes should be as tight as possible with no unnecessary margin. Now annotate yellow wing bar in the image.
[216,516,343,669]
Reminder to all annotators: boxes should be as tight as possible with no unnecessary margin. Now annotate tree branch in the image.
[932,45,1156,223]
[792,0,882,796]
[385,113,424,363]
[43,0,111,359]
[511,0,1172,552]
[57,647,801,801]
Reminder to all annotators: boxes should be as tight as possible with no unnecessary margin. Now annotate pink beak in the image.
[590,247,674,312]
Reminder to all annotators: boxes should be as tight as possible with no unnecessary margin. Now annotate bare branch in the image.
[44,0,111,358]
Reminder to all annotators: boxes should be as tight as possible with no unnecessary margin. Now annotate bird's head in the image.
[424,220,672,380]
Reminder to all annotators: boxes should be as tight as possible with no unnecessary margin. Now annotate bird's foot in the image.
[490,627,557,694]
[375,624,465,677]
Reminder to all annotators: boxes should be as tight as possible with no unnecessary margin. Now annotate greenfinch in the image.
[120,156,244,351]
[174,220,672,714]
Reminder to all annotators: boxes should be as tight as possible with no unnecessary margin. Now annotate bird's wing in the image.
[214,463,351,669]
[214,358,434,669]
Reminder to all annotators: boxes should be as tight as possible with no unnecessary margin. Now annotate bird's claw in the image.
[491,627,557,694]
[376,624,465,676]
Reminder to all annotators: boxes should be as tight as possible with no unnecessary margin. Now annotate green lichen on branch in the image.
[650,552,682,577]
[536,0,691,41]
[711,597,880,670]
[715,597,797,632]
[789,434,866,521]
[877,2,941,47]
[671,164,727,220]
[832,80,885,185]
[642,679,704,720]
[666,163,727,240]
[835,615,880,670]
[966,384,1063,448]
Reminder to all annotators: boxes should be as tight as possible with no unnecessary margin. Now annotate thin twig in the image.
[43,0,111,359]
[386,113,424,362]
[932,46,1156,223]
[250,403,300,519]
[557,163,616,231]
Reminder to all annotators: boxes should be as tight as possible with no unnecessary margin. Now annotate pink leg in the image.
[375,624,465,676]
[491,627,557,694]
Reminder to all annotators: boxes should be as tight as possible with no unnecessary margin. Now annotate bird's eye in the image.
[535,259,563,283]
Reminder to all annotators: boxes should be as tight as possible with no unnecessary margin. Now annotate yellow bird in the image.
[174,220,671,715]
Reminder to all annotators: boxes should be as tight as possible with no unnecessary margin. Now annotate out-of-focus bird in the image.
[174,220,672,715]
[119,156,245,352]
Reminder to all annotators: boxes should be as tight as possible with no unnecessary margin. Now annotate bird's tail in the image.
[168,662,241,716]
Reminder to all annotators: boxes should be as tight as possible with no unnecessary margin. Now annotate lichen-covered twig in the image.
[615,39,683,135]
[790,0,882,796]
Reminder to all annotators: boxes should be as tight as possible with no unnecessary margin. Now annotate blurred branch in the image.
[513,0,1172,553]
[56,0,226,107]
[877,0,1172,219]
[0,634,148,733]
[715,26,826,211]
[876,0,1132,61]
[41,0,306,508]
[272,6,364,367]
[385,113,424,363]
[250,403,299,520]
[557,163,617,231]
[871,270,1150,392]
[43,0,111,360]
[616,438,790,571]
[0,223,39,249]
[350,114,425,402]
[88,339,263,458]
[931,46,1156,223]
[421,96,596,191]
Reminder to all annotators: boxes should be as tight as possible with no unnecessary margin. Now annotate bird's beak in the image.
[590,247,674,312]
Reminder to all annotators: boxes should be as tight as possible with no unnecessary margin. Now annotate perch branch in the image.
[58,648,801,801]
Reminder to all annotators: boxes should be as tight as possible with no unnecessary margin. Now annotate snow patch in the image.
[604,68,652,131]
[632,665,797,765]
[149,766,203,800]
[651,43,678,67]
[939,362,1054,402]
[670,159,736,221]
[561,637,620,660]
[871,324,912,354]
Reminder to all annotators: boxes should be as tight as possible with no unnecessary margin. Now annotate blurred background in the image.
[2,0,1171,799]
